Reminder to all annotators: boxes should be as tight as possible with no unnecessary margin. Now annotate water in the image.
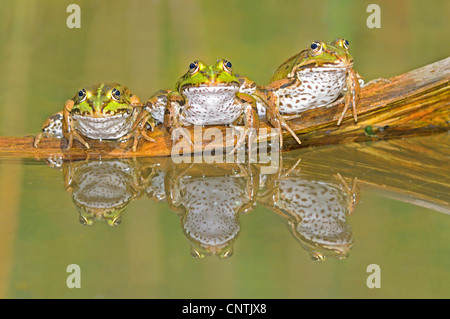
[1,133,448,298]
[0,0,449,298]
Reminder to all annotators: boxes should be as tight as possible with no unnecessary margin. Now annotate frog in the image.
[165,162,259,258]
[62,158,150,226]
[258,157,358,261]
[140,59,300,155]
[266,38,362,127]
[33,83,156,152]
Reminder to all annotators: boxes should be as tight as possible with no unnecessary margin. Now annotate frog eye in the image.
[222,60,233,73]
[188,61,199,73]
[343,39,350,50]
[77,89,87,102]
[309,41,323,56]
[112,88,121,101]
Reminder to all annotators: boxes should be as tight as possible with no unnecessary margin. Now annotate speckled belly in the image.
[181,86,242,125]
[72,160,134,213]
[72,111,134,140]
[277,179,352,245]
[179,177,246,246]
[277,67,348,114]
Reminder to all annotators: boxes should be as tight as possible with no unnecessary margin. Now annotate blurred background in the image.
[0,0,448,136]
[0,0,448,298]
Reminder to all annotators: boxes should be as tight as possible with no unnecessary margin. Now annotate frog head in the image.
[175,59,241,98]
[71,83,138,117]
[271,38,354,81]
[292,38,353,73]
[288,218,353,262]
[190,242,235,259]
[76,205,127,227]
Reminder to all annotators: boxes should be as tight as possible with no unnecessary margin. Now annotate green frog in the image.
[62,159,149,226]
[258,158,358,261]
[267,38,361,126]
[33,83,156,151]
[166,162,258,258]
[141,59,300,154]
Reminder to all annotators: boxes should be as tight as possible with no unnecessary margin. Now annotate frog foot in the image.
[65,129,90,150]
[258,89,301,148]
[337,68,360,126]
[336,92,358,126]
[266,113,302,149]
[334,173,359,215]
[118,129,156,152]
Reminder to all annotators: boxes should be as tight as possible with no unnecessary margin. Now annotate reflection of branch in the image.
[289,133,450,215]
[0,58,449,159]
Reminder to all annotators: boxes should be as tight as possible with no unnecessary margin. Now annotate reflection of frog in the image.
[145,169,167,202]
[259,158,359,261]
[166,162,259,258]
[62,159,150,226]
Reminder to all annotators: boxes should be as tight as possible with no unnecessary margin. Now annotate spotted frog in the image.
[62,159,150,226]
[267,38,361,126]
[33,83,155,151]
[166,162,258,258]
[141,59,300,153]
[258,158,358,261]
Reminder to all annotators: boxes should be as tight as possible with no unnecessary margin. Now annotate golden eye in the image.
[188,61,199,73]
[77,88,87,102]
[309,41,323,56]
[333,38,350,50]
[222,59,233,73]
[112,88,121,101]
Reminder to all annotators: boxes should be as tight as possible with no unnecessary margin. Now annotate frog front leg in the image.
[337,68,361,125]
[165,91,194,146]
[229,93,259,157]
[62,99,90,150]
[164,163,195,212]
[253,85,302,148]
[334,173,360,215]
[119,95,157,152]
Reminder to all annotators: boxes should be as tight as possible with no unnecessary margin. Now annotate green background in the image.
[0,0,448,298]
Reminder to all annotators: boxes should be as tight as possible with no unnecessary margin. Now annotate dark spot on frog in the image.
[280,79,296,89]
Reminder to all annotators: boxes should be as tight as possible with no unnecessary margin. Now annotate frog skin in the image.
[266,38,361,128]
[165,162,259,258]
[33,83,156,151]
[145,168,167,202]
[140,59,300,154]
[258,159,358,261]
[62,159,149,226]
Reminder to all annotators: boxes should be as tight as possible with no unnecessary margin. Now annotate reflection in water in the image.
[165,163,258,259]
[259,160,358,262]
[43,134,449,261]
[61,159,151,226]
